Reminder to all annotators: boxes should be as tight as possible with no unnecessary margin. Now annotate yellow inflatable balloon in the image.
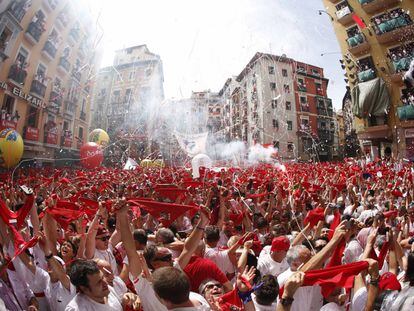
[0,128,24,168]
[89,129,110,147]
[153,159,165,168]
[140,159,152,168]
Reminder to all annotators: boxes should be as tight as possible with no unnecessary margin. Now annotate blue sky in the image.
[87,0,346,109]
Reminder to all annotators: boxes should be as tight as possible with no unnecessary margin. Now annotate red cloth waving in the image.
[0,195,34,229]
[304,261,369,298]
[128,199,199,227]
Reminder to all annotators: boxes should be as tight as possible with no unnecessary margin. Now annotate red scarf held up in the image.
[128,199,199,227]
[0,195,34,230]
[328,211,341,241]
[304,208,325,228]
[304,261,369,298]
[326,238,346,267]
[369,241,389,270]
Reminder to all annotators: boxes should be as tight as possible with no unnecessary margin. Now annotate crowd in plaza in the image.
[1,157,414,310]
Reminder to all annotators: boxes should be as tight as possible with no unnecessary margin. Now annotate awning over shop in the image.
[351,78,390,119]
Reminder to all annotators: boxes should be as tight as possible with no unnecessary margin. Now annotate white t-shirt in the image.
[94,246,119,275]
[277,268,323,311]
[257,253,289,277]
[351,287,367,311]
[133,276,209,311]
[204,247,235,275]
[46,281,77,311]
[65,289,122,311]
[252,293,278,311]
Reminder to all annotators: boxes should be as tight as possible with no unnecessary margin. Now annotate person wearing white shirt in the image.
[66,259,122,310]
[277,245,323,311]
[258,236,290,277]
[204,225,237,277]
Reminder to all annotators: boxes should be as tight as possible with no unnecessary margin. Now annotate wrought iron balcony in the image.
[25,22,44,43]
[358,68,376,82]
[347,32,370,55]
[50,90,63,107]
[8,63,27,85]
[397,105,414,121]
[30,79,47,97]
[58,57,70,72]
[80,110,86,121]
[9,0,30,22]
[43,40,57,59]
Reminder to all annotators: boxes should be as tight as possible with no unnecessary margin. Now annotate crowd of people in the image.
[1,157,414,310]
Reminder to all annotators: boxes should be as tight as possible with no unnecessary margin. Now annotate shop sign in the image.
[405,129,414,138]
[46,132,58,145]
[0,81,46,109]
[25,127,39,141]
[0,119,17,130]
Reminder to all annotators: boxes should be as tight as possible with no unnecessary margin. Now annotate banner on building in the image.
[174,131,208,157]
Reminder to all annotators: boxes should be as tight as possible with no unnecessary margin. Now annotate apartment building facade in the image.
[219,53,334,161]
[321,0,414,160]
[90,45,164,161]
[0,0,98,163]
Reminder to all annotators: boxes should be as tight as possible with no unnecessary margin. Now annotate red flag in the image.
[352,14,366,29]
[128,199,199,227]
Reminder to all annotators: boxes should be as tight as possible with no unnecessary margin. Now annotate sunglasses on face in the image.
[96,236,110,241]
[205,283,223,291]
[154,254,172,262]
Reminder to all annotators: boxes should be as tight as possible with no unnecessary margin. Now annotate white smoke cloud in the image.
[247,144,278,164]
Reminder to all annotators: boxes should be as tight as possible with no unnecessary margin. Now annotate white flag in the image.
[174,131,208,157]
[123,157,138,170]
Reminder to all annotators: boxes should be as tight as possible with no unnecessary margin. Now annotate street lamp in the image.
[318,10,334,21]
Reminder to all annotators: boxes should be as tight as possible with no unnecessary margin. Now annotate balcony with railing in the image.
[9,0,30,22]
[30,77,47,98]
[80,110,86,121]
[49,87,63,109]
[72,69,81,82]
[359,0,399,15]
[357,67,376,83]
[318,129,334,142]
[58,57,70,73]
[42,40,57,60]
[68,28,80,44]
[347,32,370,55]
[372,10,414,45]
[8,63,27,85]
[301,103,310,112]
[298,83,307,92]
[25,21,45,44]
[335,2,354,26]
[398,105,414,121]
[64,99,76,116]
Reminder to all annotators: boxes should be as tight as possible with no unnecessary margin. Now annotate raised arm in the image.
[300,221,346,272]
[118,203,142,279]
[85,204,105,259]
[177,205,210,269]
